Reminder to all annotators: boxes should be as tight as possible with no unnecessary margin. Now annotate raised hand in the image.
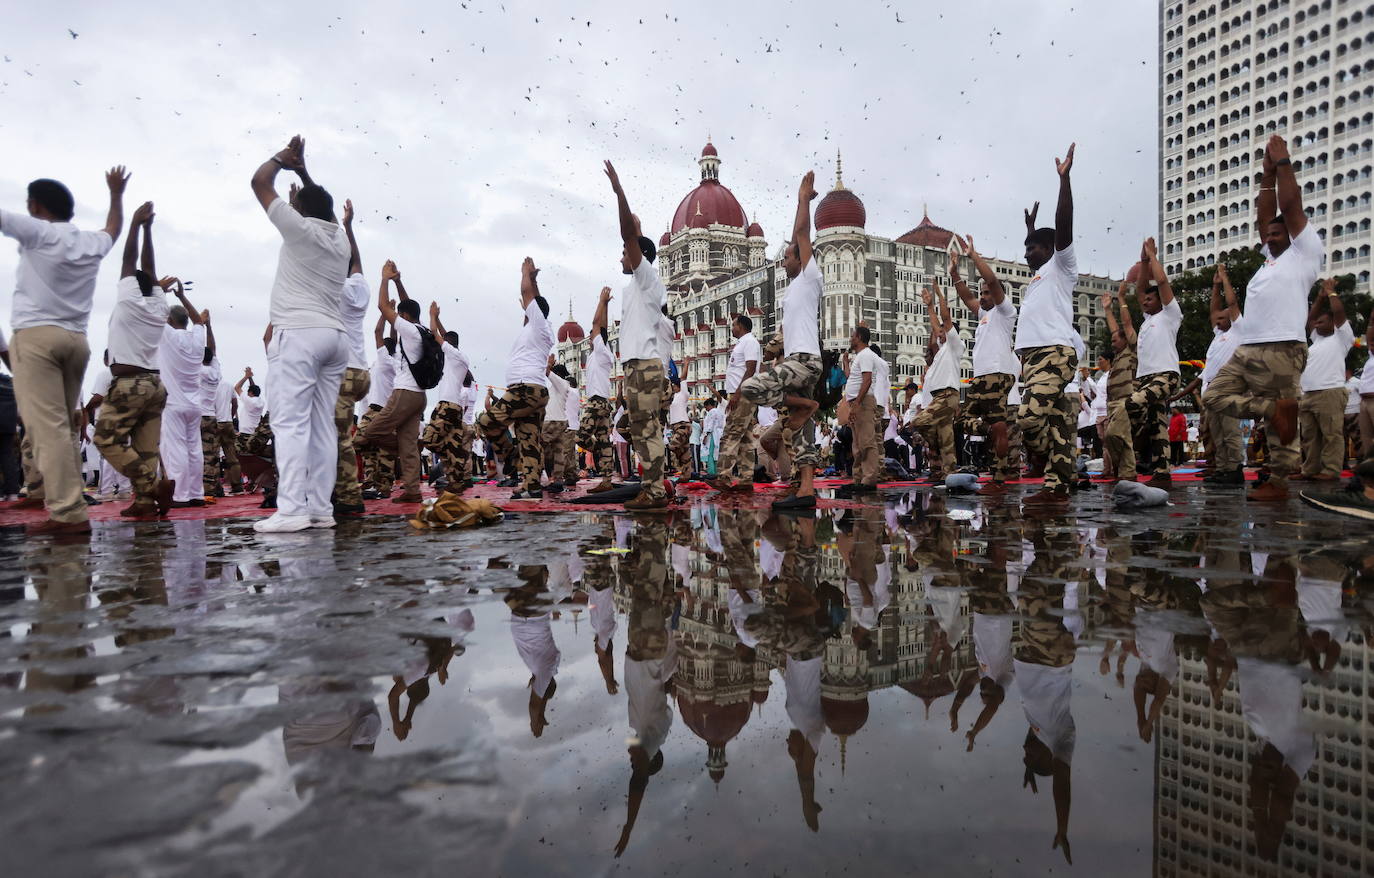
[603,160,622,193]
[921,286,933,306]
[1321,276,1336,296]
[430,301,440,318]
[522,256,539,281]
[1265,134,1289,166]
[342,198,354,226]
[244,366,253,377]
[1215,263,1229,283]
[948,250,961,280]
[277,135,305,171]
[799,170,817,202]
[599,285,612,302]
[131,201,154,226]
[1024,201,1039,232]
[382,260,400,282]
[106,165,130,195]
[965,233,978,255]
[1055,142,1076,177]
[200,309,211,324]
[1143,237,1157,260]
[159,276,182,294]
[1100,293,1113,312]
[288,182,300,206]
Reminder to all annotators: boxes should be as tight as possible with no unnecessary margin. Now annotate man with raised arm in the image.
[359,260,430,504]
[1126,238,1184,486]
[234,367,265,452]
[249,135,351,532]
[581,286,619,493]
[331,198,373,516]
[1012,143,1080,507]
[1203,135,1324,501]
[2,166,128,533]
[1100,277,1140,483]
[713,314,763,491]
[1296,278,1353,482]
[912,285,963,482]
[604,161,670,510]
[1175,264,1245,485]
[424,302,472,494]
[952,237,1019,492]
[93,200,173,518]
[540,355,572,492]
[475,258,553,499]
[158,280,211,509]
[359,315,398,498]
[741,172,825,511]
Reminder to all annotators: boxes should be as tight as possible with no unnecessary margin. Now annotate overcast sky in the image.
[1,0,1157,398]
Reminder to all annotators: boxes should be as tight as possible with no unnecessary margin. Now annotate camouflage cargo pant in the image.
[561,427,579,482]
[740,353,821,470]
[914,387,960,477]
[1202,341,1305,486]
[715,397,757,482]
[958,372,1016,481]
[1104,400,1136,480]
[357,407,396,493]
[423,400,470,487]
[667,420,691,475]
[247,413,274,458]
[1126,371,1179,478]
[625,516,671,662]
[541,419,568,480]
[201,415,242,493]
[93,372,166,504]
[577,395,615,476]
[1016,345,1078,491]
[623,359,667,500]
[476,382,547,492]
[334,366,371,505]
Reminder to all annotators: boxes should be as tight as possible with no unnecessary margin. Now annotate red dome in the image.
[746,221,764,238]
[701,141,718,157]
[896,211,964,249]
[1126,262,1142,283]
[671,180,747,233]
[659,230,671,246]
[820,695,870,737]
[676,692,752,745]
[815,187,866,230]
[557,320,585,344]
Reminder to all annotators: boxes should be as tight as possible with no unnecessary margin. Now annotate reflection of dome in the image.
[815,150,867,231]
[820,695,870,737]
[557,319,585,344]
[899,678,956,718]
[677,691,753,784]
[896,209,965,250]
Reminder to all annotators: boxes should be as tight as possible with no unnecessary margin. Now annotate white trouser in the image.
[269,327,349,519]
[160,404,204,501]
[100,456,131,495]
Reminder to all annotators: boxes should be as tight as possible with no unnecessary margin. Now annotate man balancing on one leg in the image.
[1126,237,1183,488]
[741,171,823,512]
[951,236,1018,494]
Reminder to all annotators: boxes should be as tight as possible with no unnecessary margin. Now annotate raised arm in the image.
[1118,286,1137,345]
[591,286,612,337]
[603,161,642,270]
[373,312,387,348]
[1053,143,1075,252]
[1319,277,1346,327]
[234,368,250,395]
[430,302,447,339]
[935,285,954,336]
[377,261,400,325]
[121,202,152,279]
[949,251,979,314]
[1216,263,1241,323]
[1143,238,1173,307]
[251,135,304,212]
[965,234,1006,306]
[793,171,817,268]
[1265,135,1307,238]
[202,311,216,355]
[520,258,540,310]
[1102,288,1121,337]
[342,198,361,275]
[921,286,940,336]
[104,166,130,243]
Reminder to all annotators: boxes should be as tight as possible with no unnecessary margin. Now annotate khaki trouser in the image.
[1126,371,1180,478]
[1202,341,1305,486]
[359,388,426,495]
[201,416,243,493]
[848,394,879,486]
[913,387,959,477]
[1360,396,1374,461]
[1299,386,1348,477]
[11,326,90,522]
[1104,399,1136,481]
[1203,404,1244,473]
[562,428,579,481]
[716,396,758,481]
[334,367,371,505]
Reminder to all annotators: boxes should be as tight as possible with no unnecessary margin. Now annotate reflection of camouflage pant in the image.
[1126,371,1179,477]
[201,416,242,493]
[740,353,821,469]
[716,397,757,481]
[577,396,614,476]
[93,373,166,503]
[562,428,578,481]
[1104,400,1136,480]
[334,367,371,505]
[1017,345,1077,491]
[357,407,396,492]
[476,382,547,492]
[424,400,470,486]
[541,419,568,480]
[1202,341,1305,485]
[667,421,691,475]
[625,517,670,661]
[914,388,959,476]
[958,372,1015,480]
[623,359,667,499]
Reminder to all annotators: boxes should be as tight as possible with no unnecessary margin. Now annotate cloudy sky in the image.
[1,0,1157,397]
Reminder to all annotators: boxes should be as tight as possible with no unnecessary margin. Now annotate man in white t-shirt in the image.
[665,368,691,478]
[1125,238,1184,485]
[1012,143,1080,507]
[1203,134,1323,501]
[913,285,963,480]
[3,166,128,533]
[233,367,265,442]
[1359,306,1374,464]
[249,136,351,532]
[199,353,239,497]
[418,303,471,496]
[331,200,374,516]
[714,313,763,490]
[580,287,619,492]
[475,257,553,499]
[359,318,397,498]
[157,282,212,508]
[604,161,669,509]
[843,326,882,491]
[562,375,581,484]
[1185,263,1247,485]
[91,201,173,518]
[541,358,572,492]
[741,172,825,511]
[1296,278,1354,481]
[952,237,1018,490]
[359,261,431,504]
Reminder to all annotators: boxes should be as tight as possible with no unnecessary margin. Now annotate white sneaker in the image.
[308,516,337,529]
[253,513,313,533]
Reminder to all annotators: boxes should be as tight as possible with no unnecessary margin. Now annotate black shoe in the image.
[83,493,102,506]
[260,494,277,510]
[169,498,206,508]
[431,479,449,492]
[772,493,817,512]
[545,481,566,494]
[333,502,365,517]
[361,488,381,500]
[1204,468,1244,486]
[511,489,543,500]
[1300,489,1374,521]
[497,477,520,488]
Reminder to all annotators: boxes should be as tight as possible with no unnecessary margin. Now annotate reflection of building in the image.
[557,142,1119,404]
[1153,642,1372,876]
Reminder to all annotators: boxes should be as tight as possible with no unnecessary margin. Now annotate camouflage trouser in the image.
[541,419,568,480]
[914,388,959,477]
[562,428,579,481]
[201,415,242,493]
[476,382,547,492]
[357,407,396,493]
[1126,371,1179,478]
[577,395,615,476]
[667,421,691,475]
[715,397,757,481]
[248,414,274,458]
[1017,345,1078,491]
[958,372,1015,481]
[1202,341,1305,486]
[1104,400,1136,480]
[625,516,671,662]
[333,367,371,505]
[623,359,667,500]
[93,373,166,503]
[740,353,821,470]
[423,400,470,487]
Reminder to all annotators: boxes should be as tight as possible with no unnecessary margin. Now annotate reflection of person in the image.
[505,565,560,738]
[965,523,1015,750]
[584,549,619,695]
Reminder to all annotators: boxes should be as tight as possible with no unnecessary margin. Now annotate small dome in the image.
[676,692,752,746]
[556,320,585,344]
[815,188,866,231]
[895,210,964,250]
[820,694,870,737]
[701,141,719,158]
[746,221,764,238]
[1126,262,1142,283]
[659,230,672,246]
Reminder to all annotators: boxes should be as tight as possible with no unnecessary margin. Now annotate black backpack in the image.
[400,325,445,390]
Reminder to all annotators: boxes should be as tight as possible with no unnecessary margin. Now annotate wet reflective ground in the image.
[1,487,1371,877]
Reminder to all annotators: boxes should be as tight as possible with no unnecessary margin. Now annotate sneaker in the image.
[361,488,382,501]
[1246,481,1290,502]
[771,493,817,512]
[624,491,669,510]
[1204,468,1244,486]
[497,477,520,488]
[1300,489,1374,521]
[253,513,313,533]
[510,489,544,500]
[308,516,337,529]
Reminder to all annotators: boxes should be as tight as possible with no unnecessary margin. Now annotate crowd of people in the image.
[2,134,1373,535]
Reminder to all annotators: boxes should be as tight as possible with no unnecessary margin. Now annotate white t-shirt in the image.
[1013,244,1080,353]
[214,374,234,422]
[972,300,1019,377]
[107,276,169,370]
[88,365,114,401]
[1300,322,1355,392]
[158,323,207,409]
[668,383,689,424]
[506,300,553,387]
[1237,657,1316,777]
[657,314,676,367]
[924,333,964,393]
[585,334,614,399]
[1,210,112,333]
[1361,364,1374,396]
[1015,661,1075,764]
[626,653,675,759]
[367,345,396,407]
[434,341,470,405]
[461,385,479,424]
[392,319,423,394]
[1200,315,1245,391]
[589,587,617,652]
[873,354,891,412]
[237,392,264,434]
[845,347,881,401]
[265,198,349,332]
[973,614,1015,689]
[1239,223,1324,345]
[725,331,762,393]
[783,656,825,752]
[1091,373,1109,418]
[782,258,823,357]
[510,614,560,699]
[565,386,580,426]
[620,258,666,363]
[1136,298,1183,377]
[544,371,570,422]
[340,273,371,370]
[199,358,222,418]
[757,406,777,428]
[1344,375,1361,415]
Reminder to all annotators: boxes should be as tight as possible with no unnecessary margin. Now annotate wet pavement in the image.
[0,485,1370,877]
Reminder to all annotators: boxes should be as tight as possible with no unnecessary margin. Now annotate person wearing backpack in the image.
[358,259,436,504]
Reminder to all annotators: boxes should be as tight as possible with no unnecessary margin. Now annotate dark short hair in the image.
[1024,227,1055,250]
[599,325,609,344]
[853,325,871,345]
[247,383,261,397]
[870,343,883,358]
[733,313,753,332]
[444,331,460,347]
[637,236,657,264]
[133,269,155,296]
[462,372,474,387]
[27,179,74,221]
[202,348,214,366]
[295,184,334,221]
[551,364,570,380]
[534,295,550,319]
[383,338,397,356]
[397,300,421,321]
